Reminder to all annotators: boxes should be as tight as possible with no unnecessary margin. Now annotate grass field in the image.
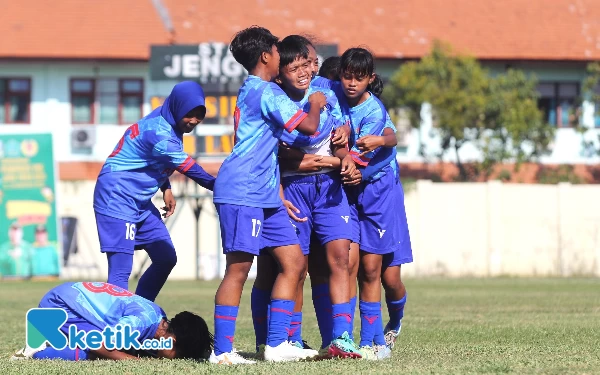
[0,278,599,374]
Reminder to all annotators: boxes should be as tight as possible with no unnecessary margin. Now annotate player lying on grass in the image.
[210,26,327,364]
[12,282,212,361]
[251,35,362,360]
[93,81,215,303]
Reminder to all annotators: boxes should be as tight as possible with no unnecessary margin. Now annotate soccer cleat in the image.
[384,321,402,349]
[209,350,256,365]
[264,341,315,362]
[357,346,378,360]
[10,344,47,360]
[324,331,362,359]
[374,344,392,360]
[291,340,319,358]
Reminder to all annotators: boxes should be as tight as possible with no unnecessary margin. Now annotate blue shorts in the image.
[95,205,171,255]
[282,172,351,255]
[344,185,361,244]
[215,203,299,256]
[357,165,413,256]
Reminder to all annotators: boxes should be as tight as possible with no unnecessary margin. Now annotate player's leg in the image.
[210,203,261,365]
[381,259,406,349]
[348,242,360,338]
[251,253,277,352]
[312,173,360,358]
[95,212,136,290]
[289,255,308,346]
[134,206,177,301]
[308,243,333,349]
[261,205,315,361]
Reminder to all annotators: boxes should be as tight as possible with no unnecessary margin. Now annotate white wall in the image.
[57,179,600,281]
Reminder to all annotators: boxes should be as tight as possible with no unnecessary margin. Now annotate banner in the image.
[0,133,59,279]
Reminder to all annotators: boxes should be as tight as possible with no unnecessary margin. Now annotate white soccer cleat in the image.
[290,341,319,358]
[384,322,402,350]
[374,344,392,360]
[209,349,256,365]
[264,341,315,362]
[10,344,47,360]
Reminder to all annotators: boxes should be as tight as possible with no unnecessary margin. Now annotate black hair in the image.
[230,26,279,71]
[318,56,341,80]
[277,35,310,68]
[340,47,375,79]
[168,311,213,361]
[369,74,384,98]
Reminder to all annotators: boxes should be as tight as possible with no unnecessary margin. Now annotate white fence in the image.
[57,180,600,281]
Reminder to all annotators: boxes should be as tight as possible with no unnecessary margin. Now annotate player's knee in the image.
[360,264,381,284]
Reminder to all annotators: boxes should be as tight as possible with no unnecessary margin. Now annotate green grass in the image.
[0,278,599,374]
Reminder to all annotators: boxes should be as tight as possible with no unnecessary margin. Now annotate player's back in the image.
[40,282,165,341]
[214,76,300,208]
[93,116,179,221]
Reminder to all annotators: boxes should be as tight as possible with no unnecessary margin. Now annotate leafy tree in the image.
[382,41,554,181]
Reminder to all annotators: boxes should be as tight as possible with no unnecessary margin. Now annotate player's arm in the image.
[349,117,387,168]
[356,127,397,153]
[264,85,326,136]
[152,138,215,191]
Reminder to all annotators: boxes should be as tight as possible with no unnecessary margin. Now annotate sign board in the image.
[0,133,60,279]
[150,43,339,83]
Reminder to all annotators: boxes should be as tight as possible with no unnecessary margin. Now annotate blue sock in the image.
[135,239,177,301]
[33,346,88,361]
[332,302,352,339]
[288,312,303,343]
[359,300,385,347]
[386,294,407,331]
[311,283,333,348]
[251,287,270,351]
[106,252,133,291]
[267,299,294,347]
[349,295,357,340]
[214,305,238,355]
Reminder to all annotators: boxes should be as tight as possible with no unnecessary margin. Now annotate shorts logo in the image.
[377,229,386,238]
[341,216,349,223]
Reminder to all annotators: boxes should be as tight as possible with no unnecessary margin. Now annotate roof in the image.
[2,0,600,61]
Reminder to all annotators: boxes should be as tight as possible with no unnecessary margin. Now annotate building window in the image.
[0,78,31,124]
[70,78,143,124]
[537,82,579,127]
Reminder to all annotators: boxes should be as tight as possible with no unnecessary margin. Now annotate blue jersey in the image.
[94,82,208,222]
[279,86,345,154]
[45,282,165,342]
[213,75,308,208]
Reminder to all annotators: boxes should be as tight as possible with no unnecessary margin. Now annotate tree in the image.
[382,41,554,181]
[574,62,600,155]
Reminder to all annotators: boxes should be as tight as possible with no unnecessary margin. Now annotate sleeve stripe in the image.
[176,156,194,173]
[350,150,370,167]
[284,110,308,132]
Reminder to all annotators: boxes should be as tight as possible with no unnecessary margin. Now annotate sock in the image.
[135,239,177,301]
[332,302,352,339]
[311,283,333,348]
[386,294,407,332]
[288,312,303,343]
[267,299,294,347]
[106,252,133,291]
[349,295,357,340]
[33,346,88,361]
[251,287,270,351]
[359,300,385,347]
[214,305,238,355]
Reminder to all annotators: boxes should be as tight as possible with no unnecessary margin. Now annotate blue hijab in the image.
[147,81,206,127]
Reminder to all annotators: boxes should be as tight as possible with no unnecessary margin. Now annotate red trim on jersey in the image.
[350,150,370,166]
[284,110,308,132]
[176,156,194,173]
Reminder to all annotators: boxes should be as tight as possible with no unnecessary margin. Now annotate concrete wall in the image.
[57,180,600,281]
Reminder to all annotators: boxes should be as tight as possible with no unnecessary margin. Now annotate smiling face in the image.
[176,106,206,133]
[278,56,311,98]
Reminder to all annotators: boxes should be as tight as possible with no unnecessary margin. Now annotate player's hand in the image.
[356,135,384,156]
[283,199,308,222]
[343,168,362,185]
[331,124,350,146]
[161,189,176,218]
[340,154,357,179]
[308,91,327,109]
[298,155,333,173]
